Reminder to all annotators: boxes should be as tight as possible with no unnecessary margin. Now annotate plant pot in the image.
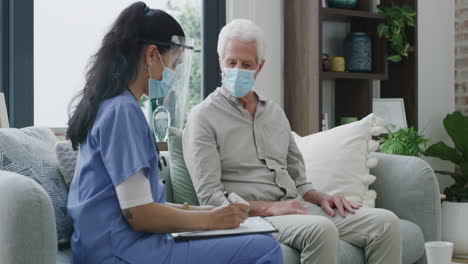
[442,201,468,258]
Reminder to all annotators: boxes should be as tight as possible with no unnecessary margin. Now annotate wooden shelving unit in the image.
[321,71,387,80]
[320,7,386,21]
[284,0,417,136]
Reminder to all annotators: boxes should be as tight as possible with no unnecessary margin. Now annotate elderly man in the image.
[182,19,401,264]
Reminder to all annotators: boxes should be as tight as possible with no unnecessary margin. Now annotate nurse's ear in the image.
[145,44,158,67]
[144,45,163,80]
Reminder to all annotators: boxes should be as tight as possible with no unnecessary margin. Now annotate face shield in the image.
[146,36,195,142]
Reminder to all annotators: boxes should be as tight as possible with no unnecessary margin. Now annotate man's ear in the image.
[255,59,266,78]
[258,59,266,71]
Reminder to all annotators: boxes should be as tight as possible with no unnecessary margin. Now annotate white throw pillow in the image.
[293,114,384,207]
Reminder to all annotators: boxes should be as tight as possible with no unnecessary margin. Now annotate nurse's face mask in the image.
[142,36,195,141]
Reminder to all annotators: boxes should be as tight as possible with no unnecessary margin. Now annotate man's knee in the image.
[306,217,339,242]
[372,209,400,233]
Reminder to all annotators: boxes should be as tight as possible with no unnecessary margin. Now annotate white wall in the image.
[226,0,284,106]
[418,0,455,191]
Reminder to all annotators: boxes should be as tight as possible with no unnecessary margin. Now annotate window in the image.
[2,0,223,129]
[34,0,202,128]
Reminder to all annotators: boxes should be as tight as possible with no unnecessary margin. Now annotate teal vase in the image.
[327,0,358,9]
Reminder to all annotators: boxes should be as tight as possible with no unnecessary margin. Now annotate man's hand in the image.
[248,200,308,216]
[303,190,362,218]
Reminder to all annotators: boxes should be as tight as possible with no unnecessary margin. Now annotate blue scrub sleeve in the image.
[96,103,152,186]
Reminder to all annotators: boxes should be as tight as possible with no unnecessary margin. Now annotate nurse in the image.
[66,2,282,263]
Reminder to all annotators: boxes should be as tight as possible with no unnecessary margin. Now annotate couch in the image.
[0,137,441,264]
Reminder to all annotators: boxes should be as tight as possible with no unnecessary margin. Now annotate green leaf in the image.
[405,16,415,27]
[376,4,384,14]
[392,33,403,47]
[377,24,389,38]
[387,54,402,62]
[402,5,415,14]
[443,112,468,159]
[402,43,410,57]
[379,126,429,156]
[424,141,464,164]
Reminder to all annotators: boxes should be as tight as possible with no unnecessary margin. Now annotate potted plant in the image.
[379,126,430,157]
[424,112,468,257]
[376,4,416,62]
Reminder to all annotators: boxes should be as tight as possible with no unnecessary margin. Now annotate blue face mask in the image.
[148,68,176,99]
[222,67,257,98]
[148,64,176,99]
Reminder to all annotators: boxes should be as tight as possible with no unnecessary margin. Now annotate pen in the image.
[224,191,232,204]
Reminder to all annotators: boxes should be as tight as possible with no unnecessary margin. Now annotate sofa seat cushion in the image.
[279,219,424,264]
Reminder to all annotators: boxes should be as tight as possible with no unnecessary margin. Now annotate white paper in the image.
[172,217,277,239]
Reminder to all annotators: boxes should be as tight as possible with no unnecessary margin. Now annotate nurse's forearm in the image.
[123,202,212,233]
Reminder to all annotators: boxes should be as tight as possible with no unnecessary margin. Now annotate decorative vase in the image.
[343,32,372,73]
[442,201,468,258]
[327,0,358,9]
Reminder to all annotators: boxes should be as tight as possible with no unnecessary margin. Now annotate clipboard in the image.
[171,217,278,240]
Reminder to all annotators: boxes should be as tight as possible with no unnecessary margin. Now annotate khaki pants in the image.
[265,203,401,264]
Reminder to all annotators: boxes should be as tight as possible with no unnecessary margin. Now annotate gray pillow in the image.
[0,127,73,245]
[55,141,77,188]
[167,127,199,205]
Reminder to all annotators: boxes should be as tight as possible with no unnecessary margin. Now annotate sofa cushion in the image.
[293,114,384,207]
[55,141,77,188]
[167,127,199,205]
[0,127,73,245]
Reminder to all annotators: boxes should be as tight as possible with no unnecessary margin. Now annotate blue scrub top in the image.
[68,90,167,262]
[68,90,283,264]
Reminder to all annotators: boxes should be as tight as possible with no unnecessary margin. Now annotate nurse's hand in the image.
[207,203,249,230]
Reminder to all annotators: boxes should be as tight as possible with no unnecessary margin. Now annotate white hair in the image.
[217,19,266,62]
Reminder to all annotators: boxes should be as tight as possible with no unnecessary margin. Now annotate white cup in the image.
[425,241,454,264]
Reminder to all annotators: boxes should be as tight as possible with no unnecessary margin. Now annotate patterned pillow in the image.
[0,127,73,245]
[55,141,77,188]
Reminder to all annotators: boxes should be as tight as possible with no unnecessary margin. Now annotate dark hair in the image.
[66,2,184,150]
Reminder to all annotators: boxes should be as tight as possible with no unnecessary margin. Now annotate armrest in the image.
[370,153,442,242]
[0,170,57,264]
